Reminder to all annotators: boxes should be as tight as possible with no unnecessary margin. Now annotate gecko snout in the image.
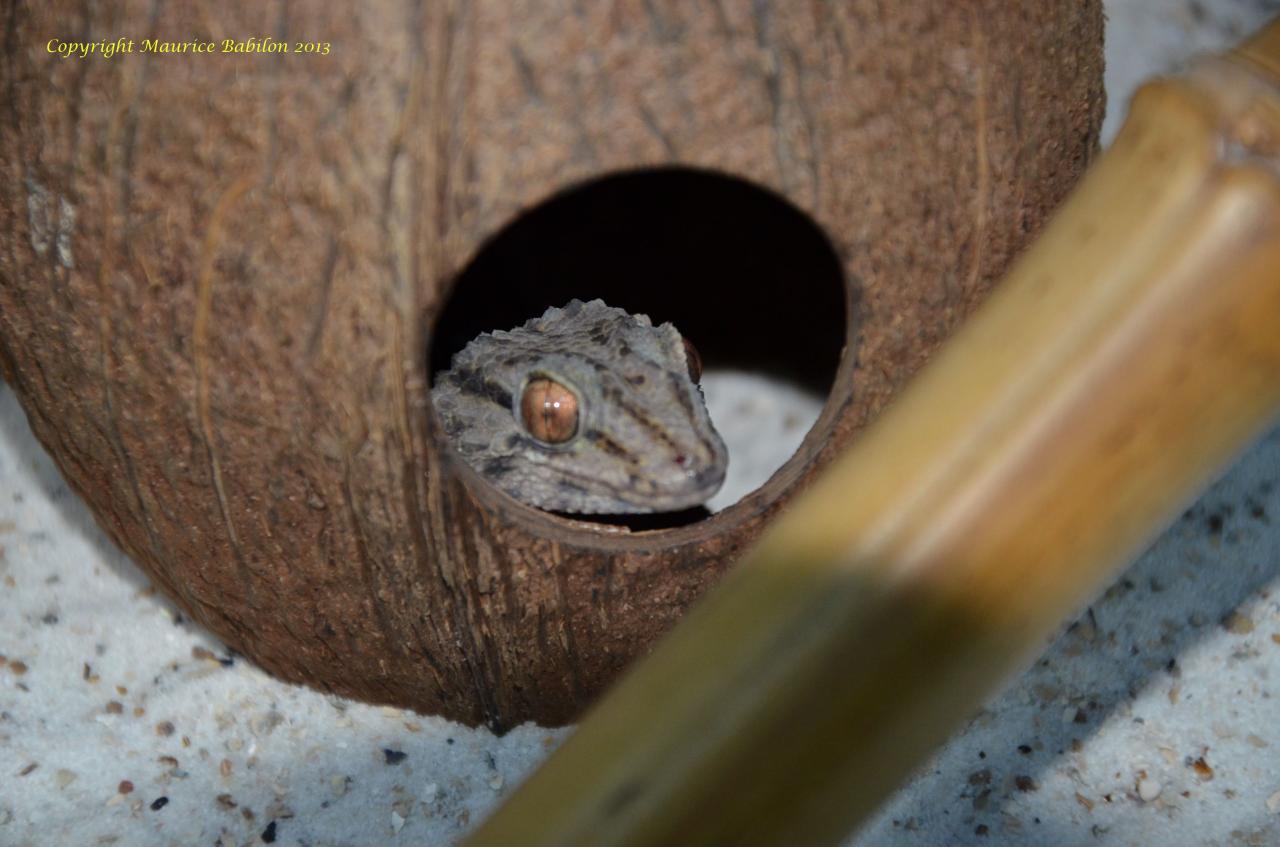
[693,464,724,489]
[670,444,727,497]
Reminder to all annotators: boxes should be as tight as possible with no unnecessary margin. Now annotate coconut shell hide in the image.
[0,2,1104,729]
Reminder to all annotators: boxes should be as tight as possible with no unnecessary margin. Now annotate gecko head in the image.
[431,300,728,515]
[507,354,728,514]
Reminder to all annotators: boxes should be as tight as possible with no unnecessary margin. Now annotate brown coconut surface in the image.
[1,3,1280,847]
[2,1,1103,729]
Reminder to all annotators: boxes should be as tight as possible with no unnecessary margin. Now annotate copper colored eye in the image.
[681,337,703,383]
[520,377,579,444]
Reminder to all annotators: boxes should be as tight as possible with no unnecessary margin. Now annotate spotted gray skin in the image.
[431,299,728,514]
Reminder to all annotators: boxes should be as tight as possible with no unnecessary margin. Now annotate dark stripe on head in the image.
[558,479,589,495]
[483,455,518,477]
[614,395,680,452]
[450,366,514,411]
[584,428,639,465]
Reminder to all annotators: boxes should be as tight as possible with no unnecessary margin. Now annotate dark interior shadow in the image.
[429,167,850,396]
[553,505,711,531]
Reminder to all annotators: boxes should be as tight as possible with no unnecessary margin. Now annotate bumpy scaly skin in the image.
[431,300,728,514]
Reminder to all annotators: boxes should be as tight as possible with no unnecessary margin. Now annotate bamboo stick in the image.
[464,20,1280,847]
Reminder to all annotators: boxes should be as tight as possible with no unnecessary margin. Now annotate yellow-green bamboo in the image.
[465,19,1280,847]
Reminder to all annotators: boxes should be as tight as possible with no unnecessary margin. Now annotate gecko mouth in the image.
[529,458,725,513]
[629,462,726,511]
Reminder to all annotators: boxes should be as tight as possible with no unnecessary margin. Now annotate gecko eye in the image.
[520,377,579,444]
[681,338,703,383]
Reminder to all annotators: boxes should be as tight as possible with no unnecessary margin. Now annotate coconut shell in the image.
[0,1,1103,729]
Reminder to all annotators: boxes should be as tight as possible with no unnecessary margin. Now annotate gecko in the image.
[430,299,728,514]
